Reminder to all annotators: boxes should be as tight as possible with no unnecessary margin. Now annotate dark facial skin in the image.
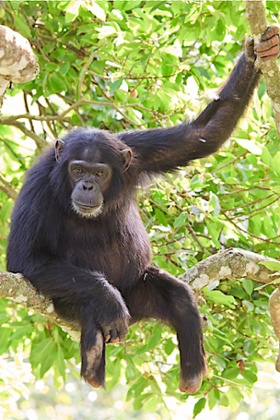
[68,160,112,218]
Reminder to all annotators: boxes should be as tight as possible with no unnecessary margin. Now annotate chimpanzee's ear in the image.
[120,148,132,172]
[55,139,65,162]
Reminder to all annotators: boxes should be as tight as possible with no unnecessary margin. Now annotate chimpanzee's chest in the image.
[61,206,152,290]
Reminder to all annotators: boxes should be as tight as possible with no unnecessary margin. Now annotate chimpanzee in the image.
[6,27,279,394]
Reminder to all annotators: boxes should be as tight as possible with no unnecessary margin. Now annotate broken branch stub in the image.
[0,25,38,100]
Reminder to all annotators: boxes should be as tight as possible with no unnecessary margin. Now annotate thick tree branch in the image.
[245,0,280,367]
[0,270,80,341]
[1,248,279,342]
[0,25,38,108]
[269,289,280,371]
[181,248,278,291]
[245,0,280,135]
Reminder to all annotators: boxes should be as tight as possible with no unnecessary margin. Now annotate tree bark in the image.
[245,0,280,366]
[1,247,279,340]
[0,270,80,341]
[0,25,38,108]
[181,248,278,291]
[245,0,280,135]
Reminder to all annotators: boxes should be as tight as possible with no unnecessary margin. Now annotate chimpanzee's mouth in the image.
[72,202,104,218]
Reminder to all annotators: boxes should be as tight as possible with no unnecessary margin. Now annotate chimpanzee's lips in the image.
[72,201,104,218]
[77,203,100,210]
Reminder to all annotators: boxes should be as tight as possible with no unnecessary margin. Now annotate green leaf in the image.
[242,279,254,297]
[174,213,187,228]
[241,370,258,383]
[14,15,32,38]
[60,62,71,77]
[30,338,57,377]
[213,355,227,371]
[208,388,220,410]
[48,73,67,93]
[164,338,175,355]
[259,260,280,271]
[86,1,106,21]
[261,147,272,165]
[109,78,124,94]
[242,300,254,312]
[204,290,235,308]
[223,367,239,380]
[154,208,168,226]
[209,192,221,216]
[56,346,66,381]
[114,0,142,11]
[64,0,81,22]
[193,398,206,417]
[161,53,178,77]
[97,25,117,39]
[235,138,262,155]
[0,328,12,353]
[243,339,256,356]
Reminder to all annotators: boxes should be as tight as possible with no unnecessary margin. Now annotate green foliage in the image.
[0,0,280,416]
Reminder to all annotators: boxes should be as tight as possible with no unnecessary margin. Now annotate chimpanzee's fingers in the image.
[109,328,127,344]
[103,318,128,344]
[103,325,111,343]
[261,26,279,42]
[254,26,280,62]
[107,329,121,344]
[257,45,279,62]
[255,34,279,54]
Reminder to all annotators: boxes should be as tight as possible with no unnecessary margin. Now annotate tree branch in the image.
[181,248,278,291]
[0,25,38,108]
[1,247,279,343]
[245,0,280,135]
[0,270,80,341]
[0,119,47,149]
[0,174,17,200]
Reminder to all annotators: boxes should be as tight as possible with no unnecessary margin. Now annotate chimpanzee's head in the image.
[52,128,132,218]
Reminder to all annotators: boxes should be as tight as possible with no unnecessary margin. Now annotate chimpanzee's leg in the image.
[54,299,106,388]
[80,305,106,388]
[125,266,206,393]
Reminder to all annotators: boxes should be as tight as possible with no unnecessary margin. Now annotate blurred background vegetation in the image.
[1,1,280,418]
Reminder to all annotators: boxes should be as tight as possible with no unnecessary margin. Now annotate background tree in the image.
[0,1,280,418]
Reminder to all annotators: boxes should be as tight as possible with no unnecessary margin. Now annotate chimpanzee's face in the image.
[68,157,112,218]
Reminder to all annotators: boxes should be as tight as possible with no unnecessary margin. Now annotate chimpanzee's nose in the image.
[82,181,94,191]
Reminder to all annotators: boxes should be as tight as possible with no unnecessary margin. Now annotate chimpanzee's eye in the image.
[95,170,104,177]
[74,167,84,175]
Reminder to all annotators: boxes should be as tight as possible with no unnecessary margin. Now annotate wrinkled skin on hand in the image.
[255,26,280,61]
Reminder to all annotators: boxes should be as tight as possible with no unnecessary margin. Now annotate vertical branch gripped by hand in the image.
[245,0,280,135]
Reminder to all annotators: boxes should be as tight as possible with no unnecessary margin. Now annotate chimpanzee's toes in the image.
[179,373,202,394]
[81,330,105,388]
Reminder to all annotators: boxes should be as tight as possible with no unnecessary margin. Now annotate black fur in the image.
[7,50,260,393]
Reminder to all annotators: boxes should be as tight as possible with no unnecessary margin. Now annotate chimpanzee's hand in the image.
[255,26,280,61]
[246,26,280,62]
[94,288,130,344]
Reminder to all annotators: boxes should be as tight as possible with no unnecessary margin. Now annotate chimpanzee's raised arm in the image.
[119,54,259,174]
[119,28,279,176]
